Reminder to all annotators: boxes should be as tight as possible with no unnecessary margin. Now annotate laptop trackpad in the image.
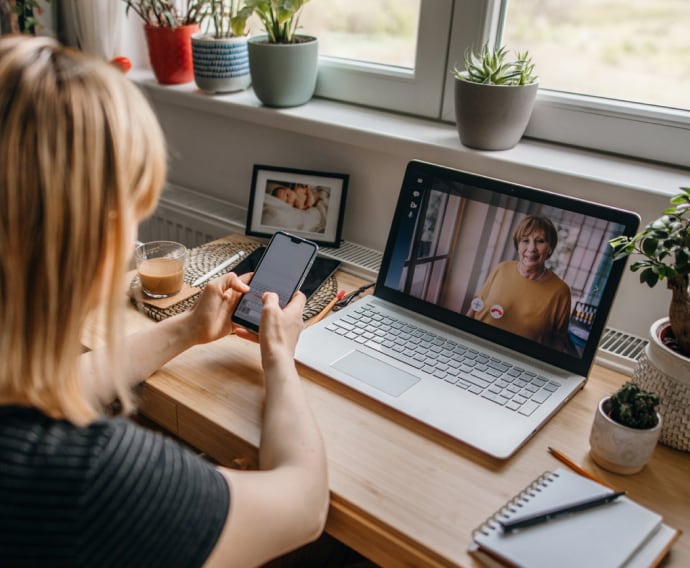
[332,350,420,397]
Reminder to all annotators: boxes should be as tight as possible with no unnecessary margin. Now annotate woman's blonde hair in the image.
[0,36,166,424]
[513,215,558,252]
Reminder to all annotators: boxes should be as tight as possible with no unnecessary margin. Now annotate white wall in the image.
[146,89,683,341]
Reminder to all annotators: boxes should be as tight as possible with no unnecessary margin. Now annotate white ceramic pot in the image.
[191,33,251,94]
[633,318,690,452]
[589,396,662,475]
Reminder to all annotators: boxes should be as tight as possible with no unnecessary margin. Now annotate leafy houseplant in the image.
[245,0,310,44]
[1,0,50,35]
[191,0,254,93]
[122,0,205,28]
[244,0,318,107]
[122,0,206,84]
[205,0,252,38]
[452,43,539,151]
[589,382,662,474]
[609,187,690,357]
[609,187,690,454]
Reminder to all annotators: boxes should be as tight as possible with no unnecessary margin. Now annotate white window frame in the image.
[312,0,690,168]
[314,0,453,118]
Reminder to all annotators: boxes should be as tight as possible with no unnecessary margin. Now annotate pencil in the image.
[191,250,245,287]
[547,446,615,489]
[309,290,345,326]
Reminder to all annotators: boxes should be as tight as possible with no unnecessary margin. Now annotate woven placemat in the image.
[130,241,337,322]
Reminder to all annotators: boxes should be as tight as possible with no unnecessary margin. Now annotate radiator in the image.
[141,184,646,376]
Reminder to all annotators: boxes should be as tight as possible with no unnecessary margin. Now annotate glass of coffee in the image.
[135,241,187,298]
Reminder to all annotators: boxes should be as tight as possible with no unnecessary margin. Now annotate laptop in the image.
[296,160,639,458]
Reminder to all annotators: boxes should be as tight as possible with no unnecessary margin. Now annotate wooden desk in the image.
[84,248,689,567]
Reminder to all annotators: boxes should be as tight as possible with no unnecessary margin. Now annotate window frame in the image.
[313,0,453,118]
[311,0,690,168]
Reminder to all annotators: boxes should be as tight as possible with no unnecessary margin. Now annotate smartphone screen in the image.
[231,232,318,332]
[233,247,340,299]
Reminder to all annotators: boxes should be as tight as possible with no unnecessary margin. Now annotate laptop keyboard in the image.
[324,303,562,417]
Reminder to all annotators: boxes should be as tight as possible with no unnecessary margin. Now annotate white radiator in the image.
[138,184,382,279]
[142,184,646,375]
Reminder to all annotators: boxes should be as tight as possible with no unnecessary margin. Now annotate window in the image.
[300,0,690,167]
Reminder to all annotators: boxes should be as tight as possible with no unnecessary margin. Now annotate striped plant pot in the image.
[191,33,251,94]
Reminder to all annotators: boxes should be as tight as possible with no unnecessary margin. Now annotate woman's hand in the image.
[184,271,250,345]
[250,291,306,371]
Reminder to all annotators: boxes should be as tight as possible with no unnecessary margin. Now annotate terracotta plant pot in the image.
[145,24,199,85]
[589,396,662,474]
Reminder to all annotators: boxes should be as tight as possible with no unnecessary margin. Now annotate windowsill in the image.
[132,69,689,203]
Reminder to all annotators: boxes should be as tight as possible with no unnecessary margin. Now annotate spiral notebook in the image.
[470,468,679,568]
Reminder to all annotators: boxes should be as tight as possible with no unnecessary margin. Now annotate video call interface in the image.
[383,176,628,359]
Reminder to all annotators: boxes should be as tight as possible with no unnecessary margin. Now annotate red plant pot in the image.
[144,24,199,85]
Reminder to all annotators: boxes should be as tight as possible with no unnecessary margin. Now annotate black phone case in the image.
[231,232,318,332]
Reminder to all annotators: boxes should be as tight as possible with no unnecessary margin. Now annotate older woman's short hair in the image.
[513,215,559,251]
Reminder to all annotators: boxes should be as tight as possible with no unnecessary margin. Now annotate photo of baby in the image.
[261,179,331,234]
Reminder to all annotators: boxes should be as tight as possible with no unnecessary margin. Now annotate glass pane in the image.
[298,0,421,69]
[501,0,689,110]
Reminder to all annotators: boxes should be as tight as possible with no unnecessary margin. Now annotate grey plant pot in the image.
[247,34,318,107]
[191,33,251,94]
[454,75,539,151]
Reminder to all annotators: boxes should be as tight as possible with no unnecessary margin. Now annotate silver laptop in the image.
[296,160,639,458]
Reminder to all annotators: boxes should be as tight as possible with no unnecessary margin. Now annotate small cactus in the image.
[607,382,660,430]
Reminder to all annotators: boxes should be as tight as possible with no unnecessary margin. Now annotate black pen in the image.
[499,491,626,533]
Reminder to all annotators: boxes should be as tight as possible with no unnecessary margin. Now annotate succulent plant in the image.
[454,44,537,86]
[607,382,660,430]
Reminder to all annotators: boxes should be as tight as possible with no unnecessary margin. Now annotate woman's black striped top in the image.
[0,406,229,567]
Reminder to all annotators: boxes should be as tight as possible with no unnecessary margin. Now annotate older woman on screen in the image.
[466,215,572,350]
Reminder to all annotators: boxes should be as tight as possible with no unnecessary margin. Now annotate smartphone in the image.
[233,246,340,300]
[231,231,319,332]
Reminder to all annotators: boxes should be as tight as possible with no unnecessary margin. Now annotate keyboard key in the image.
[531,389,552,404]
[518,401,540,416]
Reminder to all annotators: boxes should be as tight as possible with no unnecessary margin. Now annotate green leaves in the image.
[11,0,51,35]
[455,43,538,86]
[245,0,311,43]
[122,0,207,28]
[609,187,690,288]
[608,382,660,430]
[206,0,253,38]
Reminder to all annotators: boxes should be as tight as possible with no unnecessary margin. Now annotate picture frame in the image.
[246,164,349,248]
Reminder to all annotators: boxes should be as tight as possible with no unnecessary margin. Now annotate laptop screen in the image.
[376,160,640,377]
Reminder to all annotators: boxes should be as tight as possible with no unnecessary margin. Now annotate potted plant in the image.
[589,382,662,474]
[191,0,254,94]
[122,0,206,84]
[244,0,317,107]
[452,44,538,151]
[1,0,50,35]
[609,187,690,452]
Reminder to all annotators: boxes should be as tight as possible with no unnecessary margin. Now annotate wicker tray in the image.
[130,241,337,322]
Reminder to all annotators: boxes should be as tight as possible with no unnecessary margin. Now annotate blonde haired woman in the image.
[0,36,328,566]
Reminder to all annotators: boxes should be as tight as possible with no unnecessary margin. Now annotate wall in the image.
[146,90,684,341]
